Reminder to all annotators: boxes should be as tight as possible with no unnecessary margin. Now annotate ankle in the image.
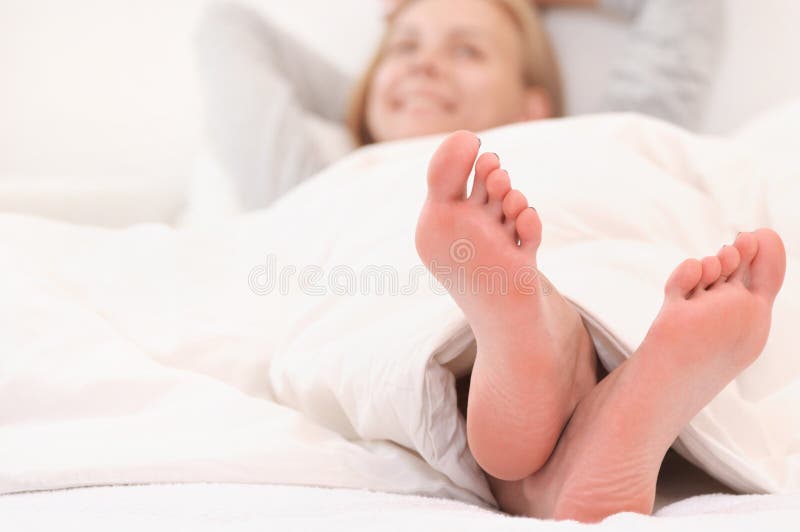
[568,320,599,408]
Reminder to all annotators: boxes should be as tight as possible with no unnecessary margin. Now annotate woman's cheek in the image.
[368,70,391,111]
[460,77,498,121]
[375,61,402,98]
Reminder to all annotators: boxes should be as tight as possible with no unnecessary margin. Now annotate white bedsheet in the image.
[1,480,798,532]
[1,102,799,512]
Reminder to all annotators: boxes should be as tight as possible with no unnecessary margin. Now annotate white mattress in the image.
[2,454,799,532]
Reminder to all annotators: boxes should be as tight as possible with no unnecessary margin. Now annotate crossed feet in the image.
[415,131,787,523]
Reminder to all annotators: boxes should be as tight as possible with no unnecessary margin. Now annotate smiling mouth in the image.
[393,93,455,114]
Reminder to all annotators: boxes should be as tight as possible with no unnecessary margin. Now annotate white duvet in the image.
[1,102,799,510]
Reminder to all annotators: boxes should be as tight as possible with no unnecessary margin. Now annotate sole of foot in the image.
[515,229,786,522]
[415,131,598,481]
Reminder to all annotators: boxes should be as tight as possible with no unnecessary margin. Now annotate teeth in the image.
[402,97,442,111]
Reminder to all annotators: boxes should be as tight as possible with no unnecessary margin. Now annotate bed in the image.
[3,105,800,529]
[3,454,798,532]
[1,1,799,530]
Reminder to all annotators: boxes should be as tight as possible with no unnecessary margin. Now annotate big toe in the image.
[427,130,481,202]
[748,228,786,302]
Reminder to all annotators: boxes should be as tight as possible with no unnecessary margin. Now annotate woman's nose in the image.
[408,48,442,77]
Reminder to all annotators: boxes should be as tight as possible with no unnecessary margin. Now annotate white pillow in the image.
[0,176,186,227]
[704,0,800,134]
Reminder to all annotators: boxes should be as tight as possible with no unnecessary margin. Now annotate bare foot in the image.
[508,229,786,522]
[415,131,599,481]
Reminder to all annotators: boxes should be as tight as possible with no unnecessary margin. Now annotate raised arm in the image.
[599,0,723,129]
[533,0,724,130]
[194,3,353,211]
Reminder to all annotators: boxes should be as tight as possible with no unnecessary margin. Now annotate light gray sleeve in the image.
[599,0,724,130]
[195,3,353,210]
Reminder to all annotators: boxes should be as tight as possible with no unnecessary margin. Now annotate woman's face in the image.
[366,0,549,143]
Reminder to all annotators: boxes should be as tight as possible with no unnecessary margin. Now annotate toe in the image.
[517,208,542,253]
[707,244,740,290]
[502,190,529,240]
[748,228,786,302]
[664,258,703,300]
[502,190,529,221]
[487,169,511,201]
[695,255,722,291]
[717,245,741,279]
[470,152,500,204]
[486,169,511,218]
[427,130,481,202]
[730,232,758,284]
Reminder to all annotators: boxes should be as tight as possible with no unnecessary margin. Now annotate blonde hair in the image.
[346,0,564,146]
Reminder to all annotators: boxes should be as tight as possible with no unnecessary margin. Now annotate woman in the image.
[185,0,722,219]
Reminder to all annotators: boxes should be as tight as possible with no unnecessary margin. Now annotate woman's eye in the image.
[454,45,482,59]
[388,40,417,55]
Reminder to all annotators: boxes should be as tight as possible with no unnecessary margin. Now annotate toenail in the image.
[529,206,537,212]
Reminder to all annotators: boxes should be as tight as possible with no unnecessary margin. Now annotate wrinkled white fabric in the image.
[1,105,799,507]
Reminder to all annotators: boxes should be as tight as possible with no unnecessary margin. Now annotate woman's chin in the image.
[379,122,461,143]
